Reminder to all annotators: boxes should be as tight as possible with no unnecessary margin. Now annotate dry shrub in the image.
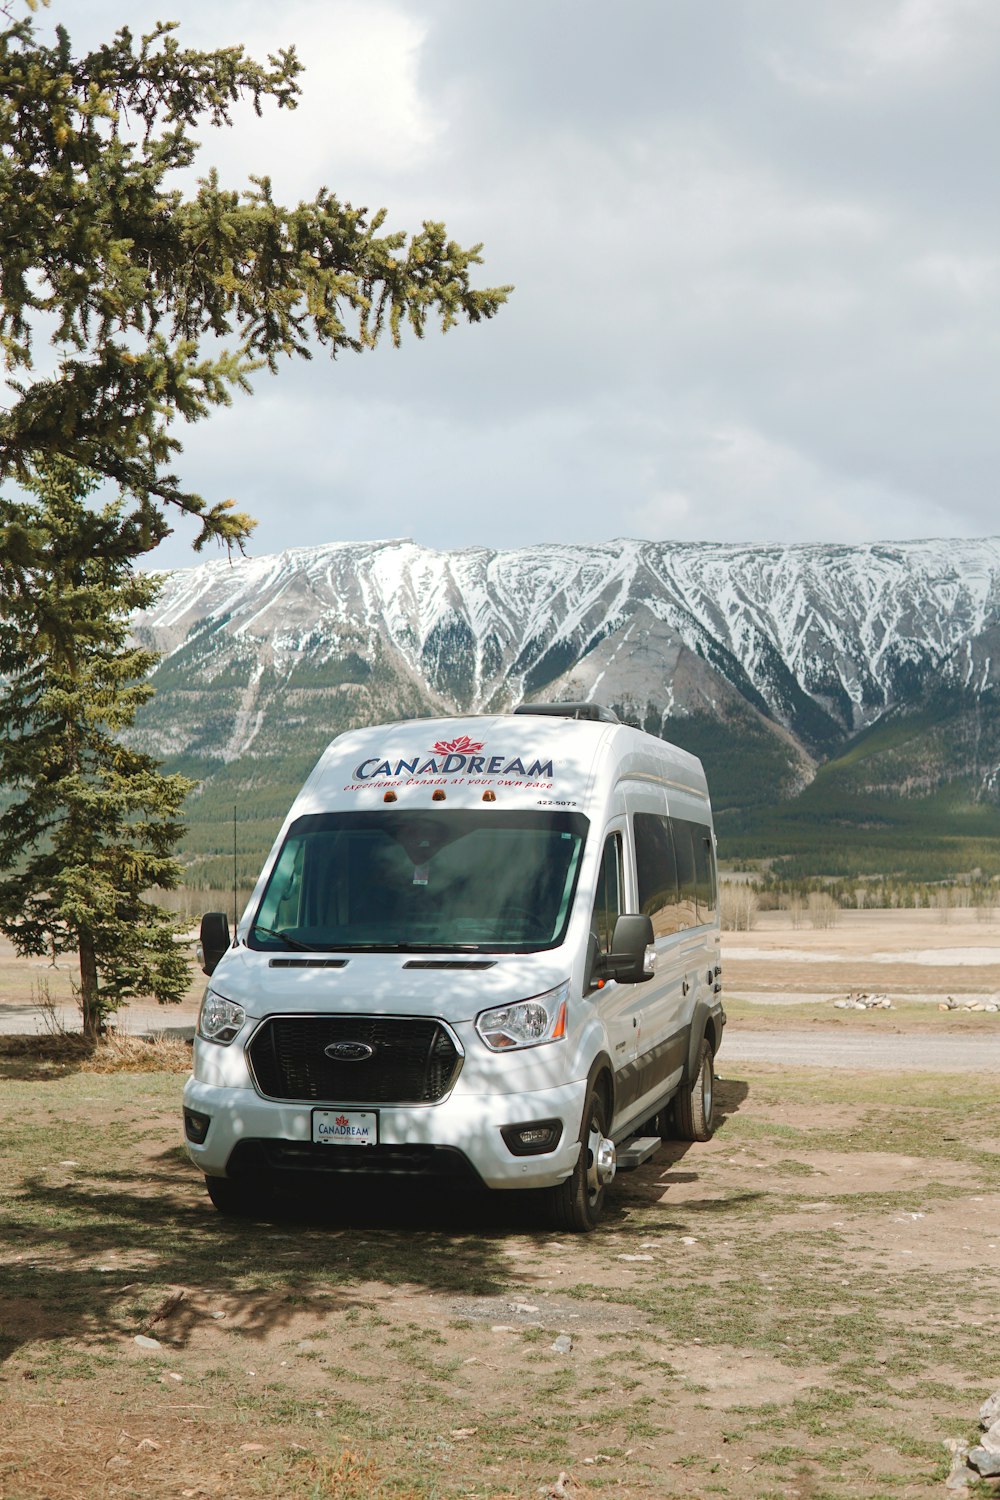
[0,1033,191,1074]
[807,891,839,929]
[27,978,192,1071]
[720,884,760,931]
[83,1032,192,1073]
[779,894,803,930]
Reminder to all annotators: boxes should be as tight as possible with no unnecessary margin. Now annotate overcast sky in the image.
[31,1,1000,567]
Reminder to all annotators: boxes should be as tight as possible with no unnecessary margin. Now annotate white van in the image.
[183,704,724,1231]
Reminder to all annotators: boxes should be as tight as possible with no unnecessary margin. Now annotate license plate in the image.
[312,1109,378,1147]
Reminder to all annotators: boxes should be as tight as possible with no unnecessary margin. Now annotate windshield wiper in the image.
[250,923,312,951]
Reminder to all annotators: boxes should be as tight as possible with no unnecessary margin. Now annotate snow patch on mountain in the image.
[135,535,1000,762]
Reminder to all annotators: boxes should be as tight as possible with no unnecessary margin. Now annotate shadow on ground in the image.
[610,1075,756,1223]
[0,1073,754,1364]
[0,1154,524,1363]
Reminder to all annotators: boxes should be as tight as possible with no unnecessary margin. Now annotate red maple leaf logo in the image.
[335,1114,349,1128]
[433,735,485,755]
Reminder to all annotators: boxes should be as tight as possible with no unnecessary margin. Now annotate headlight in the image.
[198,988,246,1045]
[476,982,569,1051]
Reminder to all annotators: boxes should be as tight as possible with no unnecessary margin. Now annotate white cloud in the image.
[906,252,1000,302]
[765,0,1000,96]
[190,2,440,200]
[629,489,695,538]
[16,0,1000,561]
[619,420,970,548]
[44,1,440,199]
[849,0,1000,78]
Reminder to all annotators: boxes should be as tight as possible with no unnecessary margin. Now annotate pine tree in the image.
[0,6,510,555]
[0,8,508,1026]
[0,461,196,1038]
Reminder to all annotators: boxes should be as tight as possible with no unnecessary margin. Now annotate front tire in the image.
[545,1082,615,1232]
[674,1038,715,1142]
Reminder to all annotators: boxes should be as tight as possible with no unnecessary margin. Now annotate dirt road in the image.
[2,909,999,1065]
[724,1026,1000,1070]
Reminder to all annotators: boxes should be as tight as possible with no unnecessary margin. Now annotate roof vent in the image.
[513,702,620,724]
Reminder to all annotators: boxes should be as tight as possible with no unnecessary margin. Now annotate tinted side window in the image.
[634,812,681,938]
[635,813,716,934]
[591,833,623,953]
[692,826,717,922]
[671,819,698,929]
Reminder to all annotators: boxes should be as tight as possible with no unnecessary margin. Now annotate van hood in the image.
[206,945,571,1024]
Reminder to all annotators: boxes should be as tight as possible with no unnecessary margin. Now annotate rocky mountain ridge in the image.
[124,535,1000,880]
[133,534,1000,776]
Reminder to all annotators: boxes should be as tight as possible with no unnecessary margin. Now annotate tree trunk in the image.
[78,931,102,1041]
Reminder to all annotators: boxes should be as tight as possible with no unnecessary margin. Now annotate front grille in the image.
[246,1015,462,1104]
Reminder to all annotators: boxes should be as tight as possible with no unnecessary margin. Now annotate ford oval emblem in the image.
[324,1040,375,1062]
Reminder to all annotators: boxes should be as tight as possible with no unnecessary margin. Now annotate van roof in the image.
[290,713,708,817]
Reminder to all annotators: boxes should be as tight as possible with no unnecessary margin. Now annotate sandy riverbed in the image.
[723,905,1000,1005]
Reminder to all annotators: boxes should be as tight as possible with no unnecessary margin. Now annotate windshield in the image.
[247,809,589,953]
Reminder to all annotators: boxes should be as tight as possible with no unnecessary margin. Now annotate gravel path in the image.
[0,1000,198,1037]
[723,1027,1000,1072]
[2,999,998,1072]
[118,1023,997,1072]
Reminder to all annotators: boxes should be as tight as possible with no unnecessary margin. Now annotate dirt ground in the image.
[1,1065,998,1500]
[1,910,999,1499]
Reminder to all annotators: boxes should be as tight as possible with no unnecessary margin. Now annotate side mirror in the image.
[200,911,232,976]
[599,914,656,985]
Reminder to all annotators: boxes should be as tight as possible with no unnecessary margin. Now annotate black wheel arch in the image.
[684,1002,723,1085]
[584,1053,615,1127]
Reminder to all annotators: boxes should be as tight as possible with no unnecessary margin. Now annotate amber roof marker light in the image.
[432,789,446,802]
[482,790,497,802]
[383,790,398,803]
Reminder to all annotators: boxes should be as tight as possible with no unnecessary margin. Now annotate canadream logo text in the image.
[353,736,554,781]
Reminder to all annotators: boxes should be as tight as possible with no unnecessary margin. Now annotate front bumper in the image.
[182,1075,587,1191]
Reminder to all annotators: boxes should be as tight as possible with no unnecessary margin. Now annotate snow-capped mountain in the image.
[131,535,1000,819]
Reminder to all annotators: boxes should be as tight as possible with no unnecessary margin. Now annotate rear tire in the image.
[674,1039,715,1142]
[545,1082,614,1232]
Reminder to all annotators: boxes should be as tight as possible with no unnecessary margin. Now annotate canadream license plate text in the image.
[312,1109,378,1147]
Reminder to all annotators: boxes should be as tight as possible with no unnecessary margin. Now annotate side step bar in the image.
[615,1135,662,1171]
